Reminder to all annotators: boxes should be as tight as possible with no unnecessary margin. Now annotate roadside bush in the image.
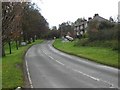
[87,20,117,41]
[112,40,118,50]
[75,38,119,51]
[88,27,117,41]
[99,21,115,30]
[74,38,89,46]
[82,33,89,38]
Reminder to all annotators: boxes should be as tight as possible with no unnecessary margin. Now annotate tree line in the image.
[47,21,75,39]
[2,2,49,56]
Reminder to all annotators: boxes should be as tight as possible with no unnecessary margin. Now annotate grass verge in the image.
[53,39,119,68]
[2,39,43,89]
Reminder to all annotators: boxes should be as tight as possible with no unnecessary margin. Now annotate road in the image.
[25,40,119,88]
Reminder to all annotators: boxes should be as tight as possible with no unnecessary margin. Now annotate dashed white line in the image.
[49,56,54,60]
[47,55,65,66]
[25,58,33,88]
[42,49,64,66]
[55,60,65,66]
[41,49,116,88]
[42,50,47,55]
[72,68,116,88]
[72,69,100,81]
[42,49,100,82]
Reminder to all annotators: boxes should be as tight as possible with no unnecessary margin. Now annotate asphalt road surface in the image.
[25,40,119,88]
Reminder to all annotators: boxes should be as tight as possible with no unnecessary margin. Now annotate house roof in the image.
[91,14,109,22]
[74,14,109,27]
[74,21,87,27]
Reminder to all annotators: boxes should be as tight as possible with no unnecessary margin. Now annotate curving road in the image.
[25,40,119,88]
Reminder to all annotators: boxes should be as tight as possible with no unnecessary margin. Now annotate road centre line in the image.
[72,69,115,88]
[49,56,54,60]
[42,49,101,82]
[41,49,116,88]
[42,50,64,66]
[55,60,65,66]
[72,69,100,81]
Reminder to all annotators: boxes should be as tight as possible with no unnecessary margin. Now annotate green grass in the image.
[2,39,43,89]
[53,39,119,68]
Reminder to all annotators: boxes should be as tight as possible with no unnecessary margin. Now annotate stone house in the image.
[74,14,109,38]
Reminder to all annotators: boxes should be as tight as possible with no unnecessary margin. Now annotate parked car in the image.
[65,35,74,41]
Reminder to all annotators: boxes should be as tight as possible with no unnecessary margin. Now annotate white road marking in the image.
[42,50,47,55]
[72,69,100,81]
[55,60,65,66]
[49,56,54,60]
[72,68,116,88]
[42,49,65,66]
[41,49,116,88]
[25,58,33,88]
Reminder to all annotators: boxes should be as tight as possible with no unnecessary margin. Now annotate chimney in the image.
[88,17,92,21]
[94,14,99,17]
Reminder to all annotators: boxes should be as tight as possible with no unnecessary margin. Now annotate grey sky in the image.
[32,0,119,28]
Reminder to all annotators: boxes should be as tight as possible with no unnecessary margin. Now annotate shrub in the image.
[112,41,118,50]
[87,20,118,41]
[99,21,115,30]
[74,38,89,46]
[75,39,119,51]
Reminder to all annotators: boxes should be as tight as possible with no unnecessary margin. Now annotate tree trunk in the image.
[15,40,18,50]
[35,37,38,40]
[18,39,21,47]
[28,38,31,44]
[8,41,12,54]
[23,34,26,42]
[32,37,35,42]
[2,46,5,57]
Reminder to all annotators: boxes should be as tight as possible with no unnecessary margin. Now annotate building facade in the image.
[74,14,109,38]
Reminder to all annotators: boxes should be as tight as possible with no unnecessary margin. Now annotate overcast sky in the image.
[32,0,119,28]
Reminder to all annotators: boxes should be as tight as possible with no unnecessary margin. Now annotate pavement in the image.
[25,40,119,88]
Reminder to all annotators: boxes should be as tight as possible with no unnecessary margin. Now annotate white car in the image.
[21,42,27,46]
[65,36,74,41]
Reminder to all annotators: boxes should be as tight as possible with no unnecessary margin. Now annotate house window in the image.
[80,31,83,35]
[85,23,87,28]
[77,27,79,31]
[80,26,83,29]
